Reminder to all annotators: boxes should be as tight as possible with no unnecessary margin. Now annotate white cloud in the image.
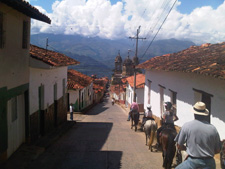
[31,0,225,44]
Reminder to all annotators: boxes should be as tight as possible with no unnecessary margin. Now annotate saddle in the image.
[159,123,176,138]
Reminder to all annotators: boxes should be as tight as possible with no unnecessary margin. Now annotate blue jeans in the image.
[70,111,73,120]
[175,157,216,169]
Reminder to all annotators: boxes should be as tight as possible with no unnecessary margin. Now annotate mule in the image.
[144,119,157,151]
[130,110,139,131]
[160,128,177,169]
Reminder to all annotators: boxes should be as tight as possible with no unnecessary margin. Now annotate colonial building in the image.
[67,69,93,111]
[0,0,50,161]
[125,74,145,112]
[137,42,225,140]
[29,45,79,141]
[111,51,139,84]
[93,77,108,103]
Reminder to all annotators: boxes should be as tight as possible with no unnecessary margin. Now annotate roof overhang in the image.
[0,0,51,24]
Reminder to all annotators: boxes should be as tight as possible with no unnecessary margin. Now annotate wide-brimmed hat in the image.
[147,104,151,109]
[192,102,209,116]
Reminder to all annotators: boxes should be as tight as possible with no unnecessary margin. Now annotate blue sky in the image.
[28,0,225,44]
[29,0,223,14]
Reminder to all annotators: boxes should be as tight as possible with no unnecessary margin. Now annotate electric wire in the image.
[138,0,173,55]
[140,0,177,61]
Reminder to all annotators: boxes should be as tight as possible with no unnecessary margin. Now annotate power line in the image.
[140,0,177,60]
[138,0,173,54]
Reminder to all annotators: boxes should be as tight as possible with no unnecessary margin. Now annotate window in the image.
[159,85,165,116]
[54,83,57,100]
[11,97,18,122]
[62,79,66,105]
[22,21,29,49]
[147,80,152,104]
[193,88,213,123]
[169,89,177,115]
[0,12,5,48]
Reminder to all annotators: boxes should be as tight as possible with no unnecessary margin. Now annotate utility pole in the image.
[129,26,146,102]
[45,37,48,55]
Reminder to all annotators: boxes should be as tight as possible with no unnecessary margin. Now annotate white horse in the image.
[144,120,157,151]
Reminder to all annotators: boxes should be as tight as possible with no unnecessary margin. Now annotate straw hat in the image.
[192,102,209,116]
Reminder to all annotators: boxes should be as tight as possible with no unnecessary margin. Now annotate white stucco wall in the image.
[126,84,144,105]
[0,3,30,89]
[69,82,93,110]
[29,66,67,114]
[144,70,225,139]
[68,90,79,104]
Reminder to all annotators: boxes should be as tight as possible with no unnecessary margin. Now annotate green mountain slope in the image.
[31,34,195,77]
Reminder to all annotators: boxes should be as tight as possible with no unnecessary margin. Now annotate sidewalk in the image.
[0,114,80,169]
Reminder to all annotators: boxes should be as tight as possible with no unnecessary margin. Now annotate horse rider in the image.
[112,98,115,105]
[174,101,221,169]
[127,101,139,121]
[156,101,179,147]
[141,104,155,130]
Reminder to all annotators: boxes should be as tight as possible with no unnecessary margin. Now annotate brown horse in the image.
[160,128,177,169]
[130,110,139,131]
[144,120,157,151]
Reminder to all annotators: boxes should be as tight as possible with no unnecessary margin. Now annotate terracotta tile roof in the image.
[110,84,126,95]
[1,0,51,24]
[93,84,104,93]
[30,45,79,67]
[126,74,145,89]
[137,42,225,80]
[67,69,93,90]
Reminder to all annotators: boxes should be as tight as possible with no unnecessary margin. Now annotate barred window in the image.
[22,21,29,49]
[0,12,5,48]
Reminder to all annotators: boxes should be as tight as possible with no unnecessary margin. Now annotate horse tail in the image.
[148,121,156,149]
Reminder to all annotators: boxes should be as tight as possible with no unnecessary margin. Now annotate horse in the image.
[143,119,157,151]
[130,109,139,131]
[160,128,177,169]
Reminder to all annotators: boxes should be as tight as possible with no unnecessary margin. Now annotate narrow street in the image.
[26,96,164,169]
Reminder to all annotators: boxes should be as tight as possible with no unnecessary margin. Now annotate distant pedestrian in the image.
[70,103,73,121]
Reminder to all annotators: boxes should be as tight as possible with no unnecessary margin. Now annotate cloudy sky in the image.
[27,0,225,45]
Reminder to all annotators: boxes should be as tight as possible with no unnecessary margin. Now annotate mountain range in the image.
[30,33,195,77]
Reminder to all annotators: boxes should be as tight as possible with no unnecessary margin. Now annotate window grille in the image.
[0,12,5,48]
[22,21,29,49]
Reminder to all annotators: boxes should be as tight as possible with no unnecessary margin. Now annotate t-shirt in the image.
[163,110,174,124]
[70,105,73,113]
[145,110,152,117]
[175,119,221,158]
[130,102,139,111]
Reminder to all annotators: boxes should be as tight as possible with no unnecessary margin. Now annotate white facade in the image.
[0,3,30,89]
[126,84,144,105]
[144,69,225,140]
[68,83,93,111]
[0,3,30,159]
[29,66,67,114]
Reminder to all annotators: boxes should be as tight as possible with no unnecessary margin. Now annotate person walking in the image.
[70,103,74,121]
[175,101,221,169]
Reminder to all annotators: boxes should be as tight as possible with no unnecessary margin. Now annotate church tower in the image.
[122,52,134,76]
[114,51,122,74]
